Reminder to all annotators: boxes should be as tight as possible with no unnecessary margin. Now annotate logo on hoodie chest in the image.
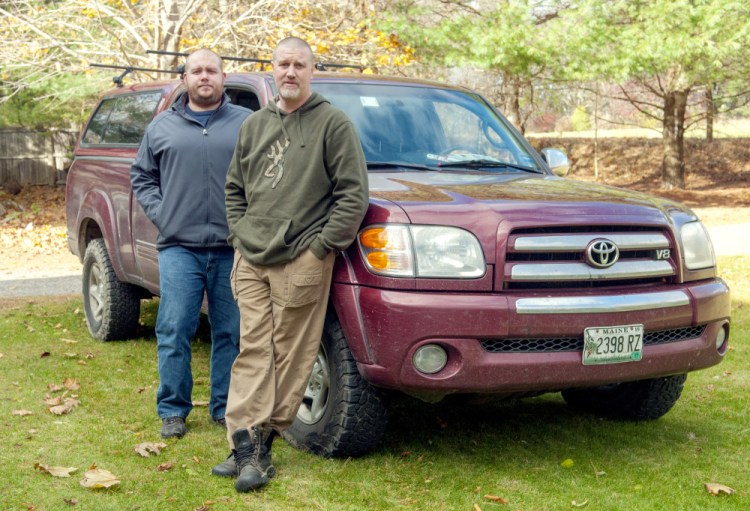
[264,137,290,188]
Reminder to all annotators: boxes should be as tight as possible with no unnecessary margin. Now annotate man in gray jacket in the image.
[131,49,251,439]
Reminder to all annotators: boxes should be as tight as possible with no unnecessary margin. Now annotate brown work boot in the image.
[212,428,276,479]
[259,428,277,478]
[232,427,270,492]
[211,453,236,477]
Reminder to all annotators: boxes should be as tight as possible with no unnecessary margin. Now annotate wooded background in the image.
[2,0,750,189]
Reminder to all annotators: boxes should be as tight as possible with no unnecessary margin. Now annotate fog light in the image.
[715,326,728,351]
[413,344,448,374]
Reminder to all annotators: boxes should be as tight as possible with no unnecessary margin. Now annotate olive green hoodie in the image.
[225,92,368,265]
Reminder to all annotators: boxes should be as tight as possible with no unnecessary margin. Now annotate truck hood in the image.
[368,171,692,223]
[367,171,695,258]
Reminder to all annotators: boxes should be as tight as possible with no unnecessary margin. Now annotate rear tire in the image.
[82,238,141,341]
[561,374,687,420]
[283,309,388,458]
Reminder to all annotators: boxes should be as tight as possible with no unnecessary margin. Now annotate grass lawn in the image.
[0,256,747,511]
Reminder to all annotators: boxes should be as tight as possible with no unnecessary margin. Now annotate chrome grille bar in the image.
[511,260,674,281]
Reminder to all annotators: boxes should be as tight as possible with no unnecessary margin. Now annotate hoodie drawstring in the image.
[274,99,306,148]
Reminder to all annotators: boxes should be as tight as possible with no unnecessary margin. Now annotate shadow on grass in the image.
[379,391,711,467]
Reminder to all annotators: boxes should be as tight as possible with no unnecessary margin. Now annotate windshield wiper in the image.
[437,159,544,174]
[366,161,433,171]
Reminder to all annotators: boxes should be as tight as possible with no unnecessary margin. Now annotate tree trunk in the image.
[705,85,715,142]
[661,89,688,189]
[503,77,524,135]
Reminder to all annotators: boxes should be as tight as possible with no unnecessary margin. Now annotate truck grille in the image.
[480,325,706,353]
[503,226,676,290]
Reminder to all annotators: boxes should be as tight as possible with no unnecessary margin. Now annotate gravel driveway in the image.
[0,223,747,298]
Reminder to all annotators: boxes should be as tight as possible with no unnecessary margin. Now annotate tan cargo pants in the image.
[225,248,335,448]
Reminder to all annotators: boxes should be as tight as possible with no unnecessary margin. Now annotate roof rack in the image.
[148,49,365,72]
[89,63,182,87]
[147,49,272,67]
[91,50,365,86]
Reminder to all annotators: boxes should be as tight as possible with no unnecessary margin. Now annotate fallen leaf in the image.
[63,378,80,390]
[49,398,80,415]
[34,463,78,477]
[80,468,120,489]
[61,338,78,344]
[192,400,209,407]
[704,483,735,496]
[134,442,167,457]
[572,500,588,507]
[474,505,483,511]
[44,395,64,406]
[48,383,64,392]
[63,498,78,506]
[561,458,575,468]
[157,463,173,471]
[12,409,33,416]
[40,351,50,357]
[484,495,509,504]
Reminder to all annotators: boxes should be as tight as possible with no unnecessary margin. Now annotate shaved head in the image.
[272,37,314,65]
[185,48,224,73]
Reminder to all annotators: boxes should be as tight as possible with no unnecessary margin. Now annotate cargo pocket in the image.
[286,272,323,307]
[274,250,324,308]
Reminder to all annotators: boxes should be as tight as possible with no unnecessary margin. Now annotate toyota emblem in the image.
[585,239,619,268]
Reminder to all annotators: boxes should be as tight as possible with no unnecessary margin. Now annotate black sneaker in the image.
[161,417,187,438]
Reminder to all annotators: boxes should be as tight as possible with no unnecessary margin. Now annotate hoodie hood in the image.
[267,92,330,148]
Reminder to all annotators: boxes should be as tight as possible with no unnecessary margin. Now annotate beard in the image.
[279,86,301,101]
[189,86,221,108]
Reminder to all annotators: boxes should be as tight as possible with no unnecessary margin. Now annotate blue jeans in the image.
[156,246,239,421]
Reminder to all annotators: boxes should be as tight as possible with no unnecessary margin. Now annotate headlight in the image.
[680,221,715,270]
[358,224,485,278]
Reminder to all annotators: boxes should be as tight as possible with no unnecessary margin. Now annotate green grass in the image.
[1,256,747,511]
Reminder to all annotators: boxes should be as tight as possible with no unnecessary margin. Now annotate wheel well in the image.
[79,219,103,255]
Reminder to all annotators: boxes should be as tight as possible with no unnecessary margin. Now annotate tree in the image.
[556,0,750,189]
[377,0,568,133]
[0,0,414,127]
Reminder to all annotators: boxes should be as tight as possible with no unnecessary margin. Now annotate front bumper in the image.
[332,279,731,401]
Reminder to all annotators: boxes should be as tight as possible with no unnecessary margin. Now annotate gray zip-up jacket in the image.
[131,93,251,249]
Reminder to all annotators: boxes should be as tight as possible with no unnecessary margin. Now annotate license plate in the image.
[582,324,644,365]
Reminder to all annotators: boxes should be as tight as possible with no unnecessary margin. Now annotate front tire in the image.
[283,309,388,458]
[82,238,141,341]
[561,374,687,420]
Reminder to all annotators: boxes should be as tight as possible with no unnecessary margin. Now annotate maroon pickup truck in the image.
[66,72,731,457]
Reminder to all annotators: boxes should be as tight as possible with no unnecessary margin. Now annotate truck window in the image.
[81,91,162,146]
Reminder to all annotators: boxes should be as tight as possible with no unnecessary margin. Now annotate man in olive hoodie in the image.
[217,37,368,492]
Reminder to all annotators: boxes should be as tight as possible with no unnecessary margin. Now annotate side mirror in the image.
[540,148,570,177]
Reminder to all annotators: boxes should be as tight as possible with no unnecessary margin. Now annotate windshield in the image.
[312,81,541,172]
